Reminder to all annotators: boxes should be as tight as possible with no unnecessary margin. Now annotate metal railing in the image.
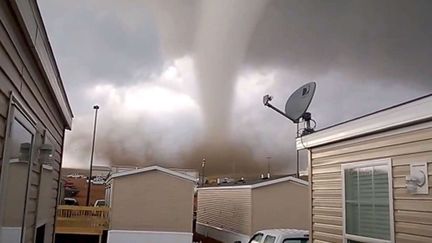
[55,205,109,236]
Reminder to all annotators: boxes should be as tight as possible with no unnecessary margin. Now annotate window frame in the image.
[341,158,394,243]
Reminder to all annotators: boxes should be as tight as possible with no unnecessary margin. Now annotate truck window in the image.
[249,233,264,243]
[263,235,276,243]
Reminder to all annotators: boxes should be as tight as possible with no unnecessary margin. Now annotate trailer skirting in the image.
[107,230,193,243]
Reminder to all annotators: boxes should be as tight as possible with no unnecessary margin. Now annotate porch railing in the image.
[55,205,109,235]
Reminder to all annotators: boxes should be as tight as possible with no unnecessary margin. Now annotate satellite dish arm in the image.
[264,102,296,123]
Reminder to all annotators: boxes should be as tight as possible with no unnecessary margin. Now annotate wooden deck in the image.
[55,205,109,242]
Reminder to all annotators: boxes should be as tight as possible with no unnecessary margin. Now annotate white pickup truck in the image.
[246,229,309,243]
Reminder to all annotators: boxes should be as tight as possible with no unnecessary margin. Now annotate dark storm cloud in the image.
[39,0,432,176]
[246,0,432,88]
[39,0,164,114]
[187,0,432,175]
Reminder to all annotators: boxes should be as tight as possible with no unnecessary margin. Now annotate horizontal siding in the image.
[313,223,342,235]
[395,210,432,225]
[312,207,342,217]
[0,1,67,243]
[313,240,332,243]
[0,90,6,161]
[394,200,432,212]
[313,215,342,226]
[313,231,342,243]
[312,139,432,167]
[395,222,432,238]
[310,124,432,242]
[395,233,432,243]
[312,126,432,159]
[197,189,251,235]
[0,1,65,136]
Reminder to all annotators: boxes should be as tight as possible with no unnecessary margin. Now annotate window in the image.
[342,159,394,243]
[249,233,264,243]
[263,235,276,243]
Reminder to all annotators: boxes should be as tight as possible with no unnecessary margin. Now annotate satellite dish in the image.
[263,82,317,135]
[285,82,316,123]
[262,82,317,179]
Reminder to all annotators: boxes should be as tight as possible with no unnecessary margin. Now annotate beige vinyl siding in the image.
[310,122,432,243]
[197,188,252,235]
[110,170,195,232]
[251,181,309,233]
[0,1,69,242]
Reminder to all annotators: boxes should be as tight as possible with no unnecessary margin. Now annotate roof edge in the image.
[197,176,308,190]
[297,94,432,150]
[11,0,73,129]
[108,165,197,183]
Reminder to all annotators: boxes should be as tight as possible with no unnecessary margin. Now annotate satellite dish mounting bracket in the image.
[263,95,297,123]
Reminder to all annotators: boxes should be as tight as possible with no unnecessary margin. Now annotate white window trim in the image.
[341,158,395,243]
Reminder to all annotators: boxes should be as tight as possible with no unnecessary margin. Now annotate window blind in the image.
[344,165,390,240]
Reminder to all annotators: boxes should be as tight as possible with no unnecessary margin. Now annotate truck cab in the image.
[247,229,309,243]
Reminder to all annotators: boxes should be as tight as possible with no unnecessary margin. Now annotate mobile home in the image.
[297,94,432,243]
[106,165,196,243]
[197,176,309,243]
[0,1,73,243]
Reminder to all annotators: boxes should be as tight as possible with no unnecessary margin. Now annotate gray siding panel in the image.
[0,1,69,243]
[0,90,8,118]
[0,1,64,143]
[11,0,72,127]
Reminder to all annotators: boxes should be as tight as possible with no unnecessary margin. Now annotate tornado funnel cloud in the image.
[194,0,269,142]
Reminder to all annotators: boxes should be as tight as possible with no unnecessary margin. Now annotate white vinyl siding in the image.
[197,180,309,239]
[309,122,432,243]
[197,188,252,235]
[342,160,393,243]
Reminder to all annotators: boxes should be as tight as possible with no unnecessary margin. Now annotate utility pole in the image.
[201,158,206,186]
[86,105,99,206]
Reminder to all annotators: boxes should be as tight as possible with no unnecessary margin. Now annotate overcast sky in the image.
[39,0,432,176]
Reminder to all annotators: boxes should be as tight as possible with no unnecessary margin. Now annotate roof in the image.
[12,0,73,129]
[107,165,197,183]
[256,229,309,239]
[297,93,432,150]
[197,176,308,190]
